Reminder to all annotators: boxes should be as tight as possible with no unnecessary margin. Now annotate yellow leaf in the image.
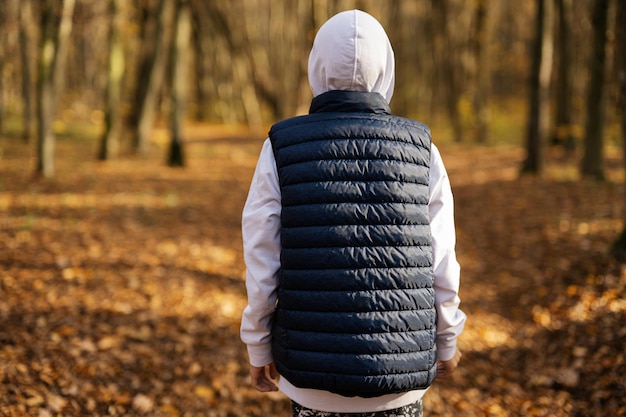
[194,385,214,399]
[97,335,123,350]
[25,393,45,407]
[47,394,68,412]
[194,385,217,405]
[159,404,180,416]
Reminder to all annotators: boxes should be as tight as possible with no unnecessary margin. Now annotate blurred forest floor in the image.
[1,127,625,416]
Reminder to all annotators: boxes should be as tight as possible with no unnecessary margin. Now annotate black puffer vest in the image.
[270,90,437,398]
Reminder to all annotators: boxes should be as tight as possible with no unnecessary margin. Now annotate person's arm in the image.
[240,139,282,391]
[436,346,462,379]
[428,143,467,374]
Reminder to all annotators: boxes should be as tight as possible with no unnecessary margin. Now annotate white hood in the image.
[308,10,395,103]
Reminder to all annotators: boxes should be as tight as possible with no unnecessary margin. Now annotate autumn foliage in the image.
[0,133,625,416]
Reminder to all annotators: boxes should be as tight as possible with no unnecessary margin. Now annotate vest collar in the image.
[309,90,391,115]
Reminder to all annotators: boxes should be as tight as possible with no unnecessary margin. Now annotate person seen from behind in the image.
[241,9,466,417]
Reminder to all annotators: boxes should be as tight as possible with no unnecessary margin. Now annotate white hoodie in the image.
[240,10,466,413]
[308,10,395,102]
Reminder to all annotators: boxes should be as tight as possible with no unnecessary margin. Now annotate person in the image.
[240,9,466,417]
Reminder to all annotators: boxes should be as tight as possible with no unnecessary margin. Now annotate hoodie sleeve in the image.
[240,139,282,367]
[429,143,466,361]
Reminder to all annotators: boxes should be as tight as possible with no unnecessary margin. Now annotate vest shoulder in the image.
[269,113,431,130]
[270,114,432,156]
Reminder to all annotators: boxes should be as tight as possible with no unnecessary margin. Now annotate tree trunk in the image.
[580,0,610,180]
[552,0,575,153]
[0,1,18,134]
[97,0,125,161]
[128,0,157,133]
[0,7,5,134]
[615,1,626,174]
[36,0,76,179]
[37,0,55,178]
[472,0,490,143]
[521,0,554,175]
[18,0,36,142]
[190,5,207,122]
[167,0,190,167]
[611,0,626,262]
[130,0,174,155]
[433,0,464,142]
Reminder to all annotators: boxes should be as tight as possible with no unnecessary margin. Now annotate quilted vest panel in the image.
[270,90,436,397]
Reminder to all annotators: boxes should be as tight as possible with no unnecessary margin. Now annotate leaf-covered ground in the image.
[1,130,625,416]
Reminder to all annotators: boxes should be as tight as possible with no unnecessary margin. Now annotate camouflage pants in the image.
[291,400,423,417]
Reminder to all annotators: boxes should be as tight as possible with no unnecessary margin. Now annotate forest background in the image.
[0,0,625,416]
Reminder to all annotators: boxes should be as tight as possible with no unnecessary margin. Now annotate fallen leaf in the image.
[97,336,123,350]
[132,394,154,413]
